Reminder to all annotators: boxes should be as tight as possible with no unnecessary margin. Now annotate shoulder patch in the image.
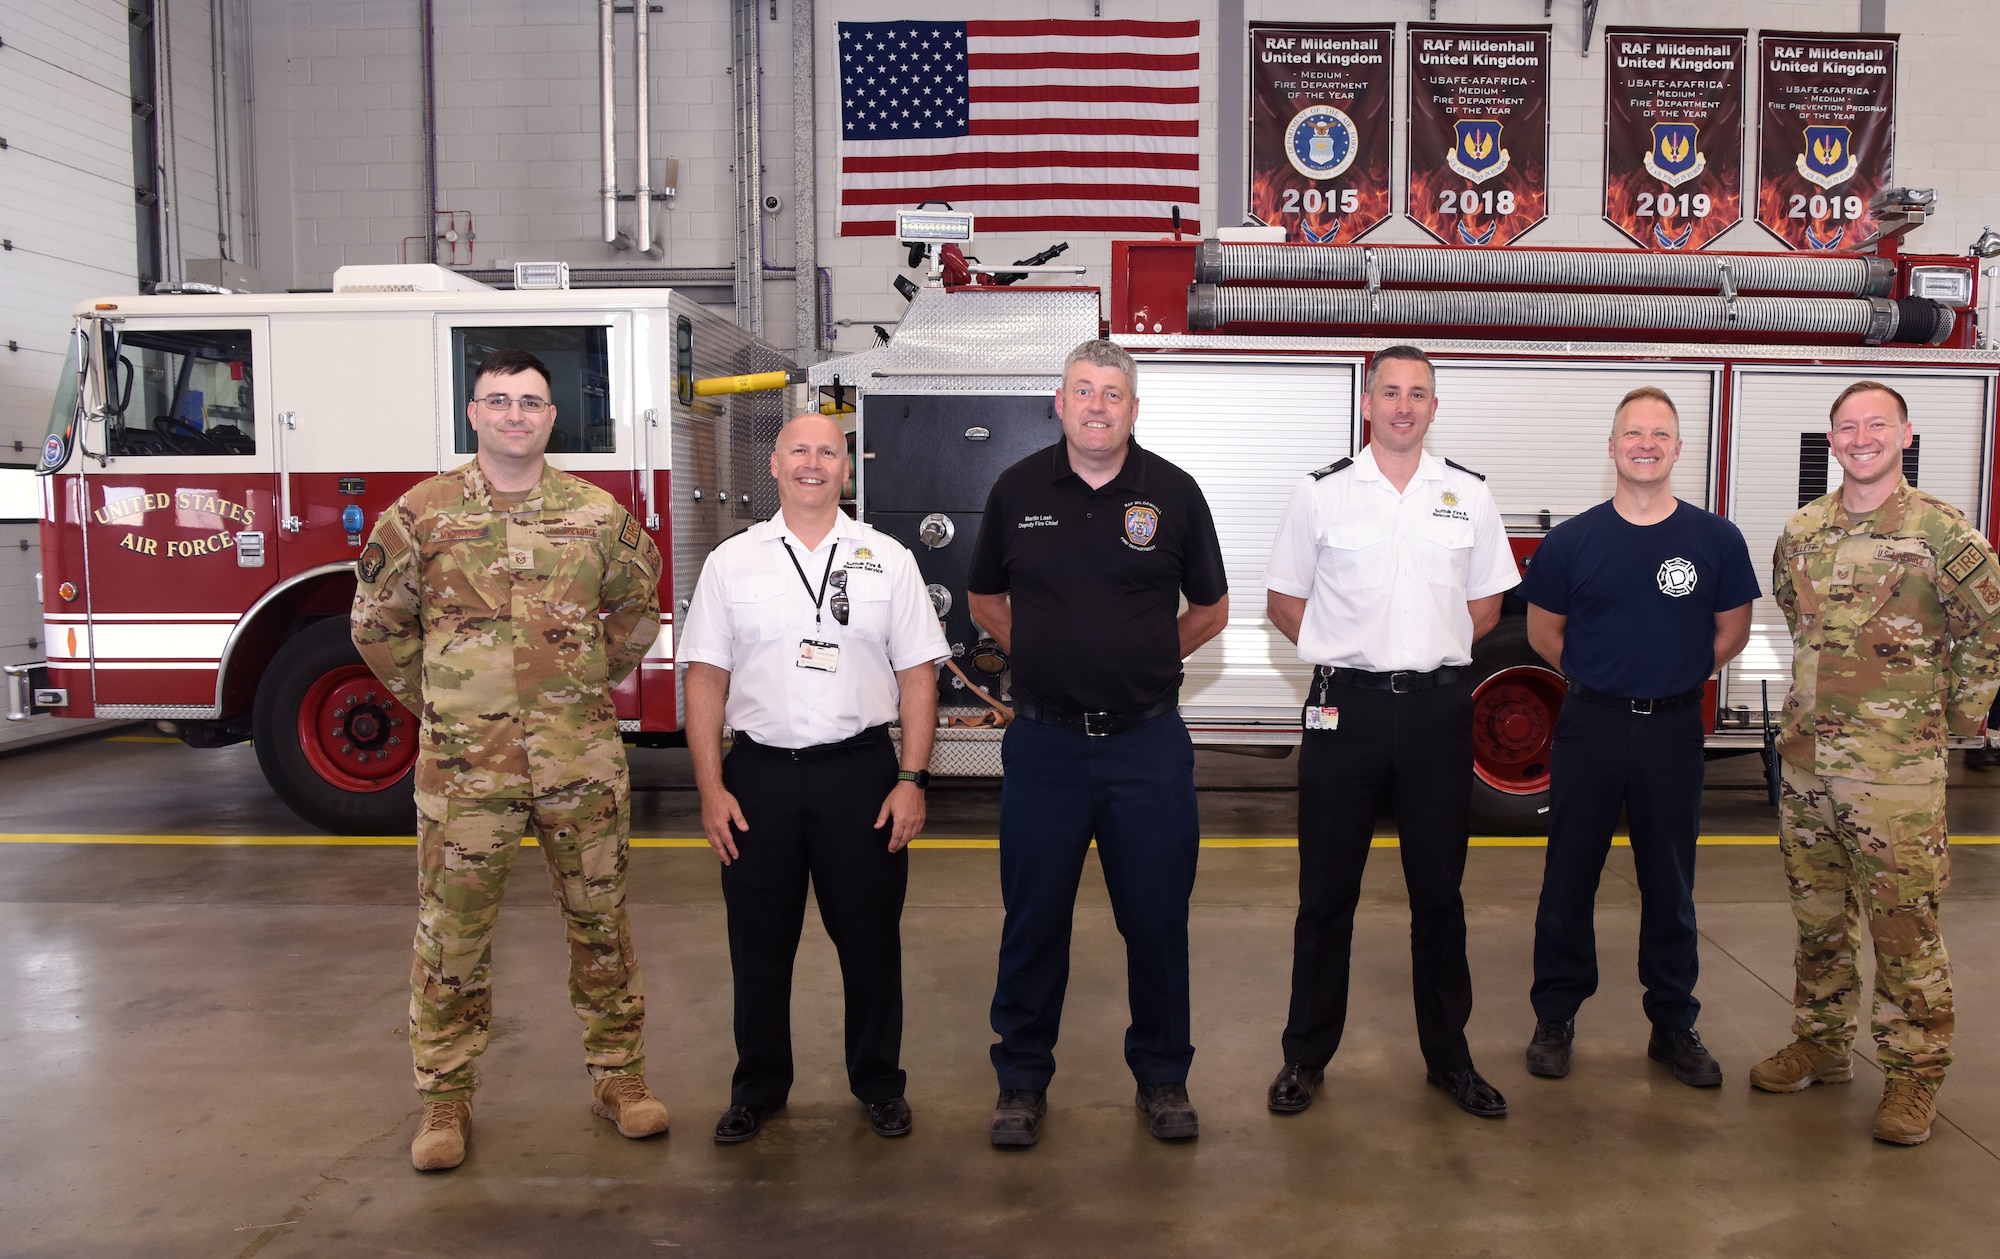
[1443,458,1486,481]
[357,541,388,584]
[1310,457,1354,481]
[619,515,642,550]
[1945,541,1990,585]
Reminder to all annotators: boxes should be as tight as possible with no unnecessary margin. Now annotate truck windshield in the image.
[37,333,82,473]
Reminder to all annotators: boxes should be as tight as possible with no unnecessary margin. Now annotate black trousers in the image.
[1283,677,1476,1074]
[1530,698,1705,1031]
[719,737,907,1109]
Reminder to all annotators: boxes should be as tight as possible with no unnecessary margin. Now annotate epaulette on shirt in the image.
[1443,457,1486,481]
[1310,457,1354,481]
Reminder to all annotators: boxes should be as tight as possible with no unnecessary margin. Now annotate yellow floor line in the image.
[3,833,1997,848]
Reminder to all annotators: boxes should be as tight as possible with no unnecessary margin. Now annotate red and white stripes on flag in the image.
[836,19,1201,237]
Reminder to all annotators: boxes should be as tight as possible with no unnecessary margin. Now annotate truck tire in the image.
[253,617,418,835]
[1466,616,1566,836]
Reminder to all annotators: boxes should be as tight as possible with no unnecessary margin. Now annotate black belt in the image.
[1566,681,1706,715]
[1316,665,1462,694]
[1015,696,1178,737]
[732,723,892,761]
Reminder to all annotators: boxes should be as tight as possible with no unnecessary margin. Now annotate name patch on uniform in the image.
[544,525,599,539]
[1123,502,1161,551]
[357,541,387,583]
[1944,542,1986,584]
[1018,514,1059,530]
[620,516,642,550]
[435,525,489,542]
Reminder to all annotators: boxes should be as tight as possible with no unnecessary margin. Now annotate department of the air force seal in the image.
[1657,556,1698,597]
[1285,105,1360,181]
[1124,503,1161,550]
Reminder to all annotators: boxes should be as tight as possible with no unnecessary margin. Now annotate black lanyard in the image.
[781,539,838,627]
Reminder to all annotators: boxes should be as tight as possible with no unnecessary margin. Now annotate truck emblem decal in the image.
[357,541,387,583]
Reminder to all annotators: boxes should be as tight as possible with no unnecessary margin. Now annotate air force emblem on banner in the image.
[1447,120,1509,184]
[1645,123,1706,187]
[1124,503,1160,549]
[1797,126,1858,189]
[1285,105,1360,181]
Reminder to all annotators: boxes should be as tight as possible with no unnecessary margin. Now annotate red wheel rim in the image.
[296,665,418,792]
[1471,664,1566,795]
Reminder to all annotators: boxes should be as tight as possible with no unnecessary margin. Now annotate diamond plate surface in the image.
[811,288,1101,394]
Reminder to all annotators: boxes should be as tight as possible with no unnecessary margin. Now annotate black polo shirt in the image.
[968,439,1227,714]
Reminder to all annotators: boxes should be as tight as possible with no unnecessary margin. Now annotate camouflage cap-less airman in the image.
[1773,481,2000,784]
[352,460,663,798]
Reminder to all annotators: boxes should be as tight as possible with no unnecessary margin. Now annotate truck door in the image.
[431,312,643,720]
[76,317,275,717]
[1724,365,1997,722]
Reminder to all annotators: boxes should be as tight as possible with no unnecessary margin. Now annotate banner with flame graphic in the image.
[1603,27,1745,251]
[1757,31,1898,251]
[1247,23,1393,244]
[1406,24,1549,248]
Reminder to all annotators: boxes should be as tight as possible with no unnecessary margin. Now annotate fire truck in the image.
[20,265,789,833]
[17,191,1999,834]
[810,190,1997,832]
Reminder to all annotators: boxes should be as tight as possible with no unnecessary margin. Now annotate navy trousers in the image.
[1283,677,1477,1074]
[1530,697,1705,1031]
[989,710,1201,1091]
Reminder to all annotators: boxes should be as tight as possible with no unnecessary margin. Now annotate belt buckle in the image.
[1082,711,1112,737]
[1389,671,1415,694]
[1631,697,1655,715]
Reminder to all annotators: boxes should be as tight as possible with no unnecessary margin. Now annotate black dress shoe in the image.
[863,1095,913,1138]
[1649,1027,1723,1087]
[1267,1062,1325,1114]
[1135,1082,1199,1140]
[1526,1018,1575,1079]
[1426,1065,1508,1118]
[713,1104,772,1143]
[990,1089,1047,1148]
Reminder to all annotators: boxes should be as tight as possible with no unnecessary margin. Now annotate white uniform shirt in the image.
[1264,445,1520,671]
[677,511,950,749]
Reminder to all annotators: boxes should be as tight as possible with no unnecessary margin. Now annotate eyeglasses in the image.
[477,393,550,414]
[829,569,849,625]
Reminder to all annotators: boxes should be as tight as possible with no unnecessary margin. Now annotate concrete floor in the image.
[4,736,2000,1257]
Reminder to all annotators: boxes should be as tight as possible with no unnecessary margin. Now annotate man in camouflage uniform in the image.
[1757,379,2000,1145]
[352,347,667,1171]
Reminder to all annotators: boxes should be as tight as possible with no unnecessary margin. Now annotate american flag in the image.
[836,19,1201,237]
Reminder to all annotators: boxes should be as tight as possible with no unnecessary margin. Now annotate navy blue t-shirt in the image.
[1518,499,1761,698]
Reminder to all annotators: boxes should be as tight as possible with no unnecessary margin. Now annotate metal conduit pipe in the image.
[634,0,654,256]
[1187,284,1957,346]
[599,0,621,247]
[1194,239,1897,297]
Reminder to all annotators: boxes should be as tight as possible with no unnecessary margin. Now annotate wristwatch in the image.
[897,769,931,790]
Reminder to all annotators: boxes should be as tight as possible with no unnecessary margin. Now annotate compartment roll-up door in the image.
[1425,361,1720,525]
[1723,367,1995,716]
[1131,357,1359,725]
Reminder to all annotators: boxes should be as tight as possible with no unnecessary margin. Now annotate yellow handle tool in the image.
[692,370,793,397]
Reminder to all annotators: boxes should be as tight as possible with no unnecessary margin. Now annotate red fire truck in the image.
[19,192,1998,834]
[21,265,788,832]
[813,190,1997,831]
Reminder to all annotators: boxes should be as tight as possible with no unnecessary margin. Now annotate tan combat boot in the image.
[592,1074,670,1138]
[411,1097,471,1171]
[1874,1076,1940,1146]
[1748,1039,1854,1093]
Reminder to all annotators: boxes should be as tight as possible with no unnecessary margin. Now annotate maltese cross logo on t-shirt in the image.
[1657,557,1698,597]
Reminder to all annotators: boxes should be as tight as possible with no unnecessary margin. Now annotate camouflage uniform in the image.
[1773,481,2000,1080]
[352,460,662,1098]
